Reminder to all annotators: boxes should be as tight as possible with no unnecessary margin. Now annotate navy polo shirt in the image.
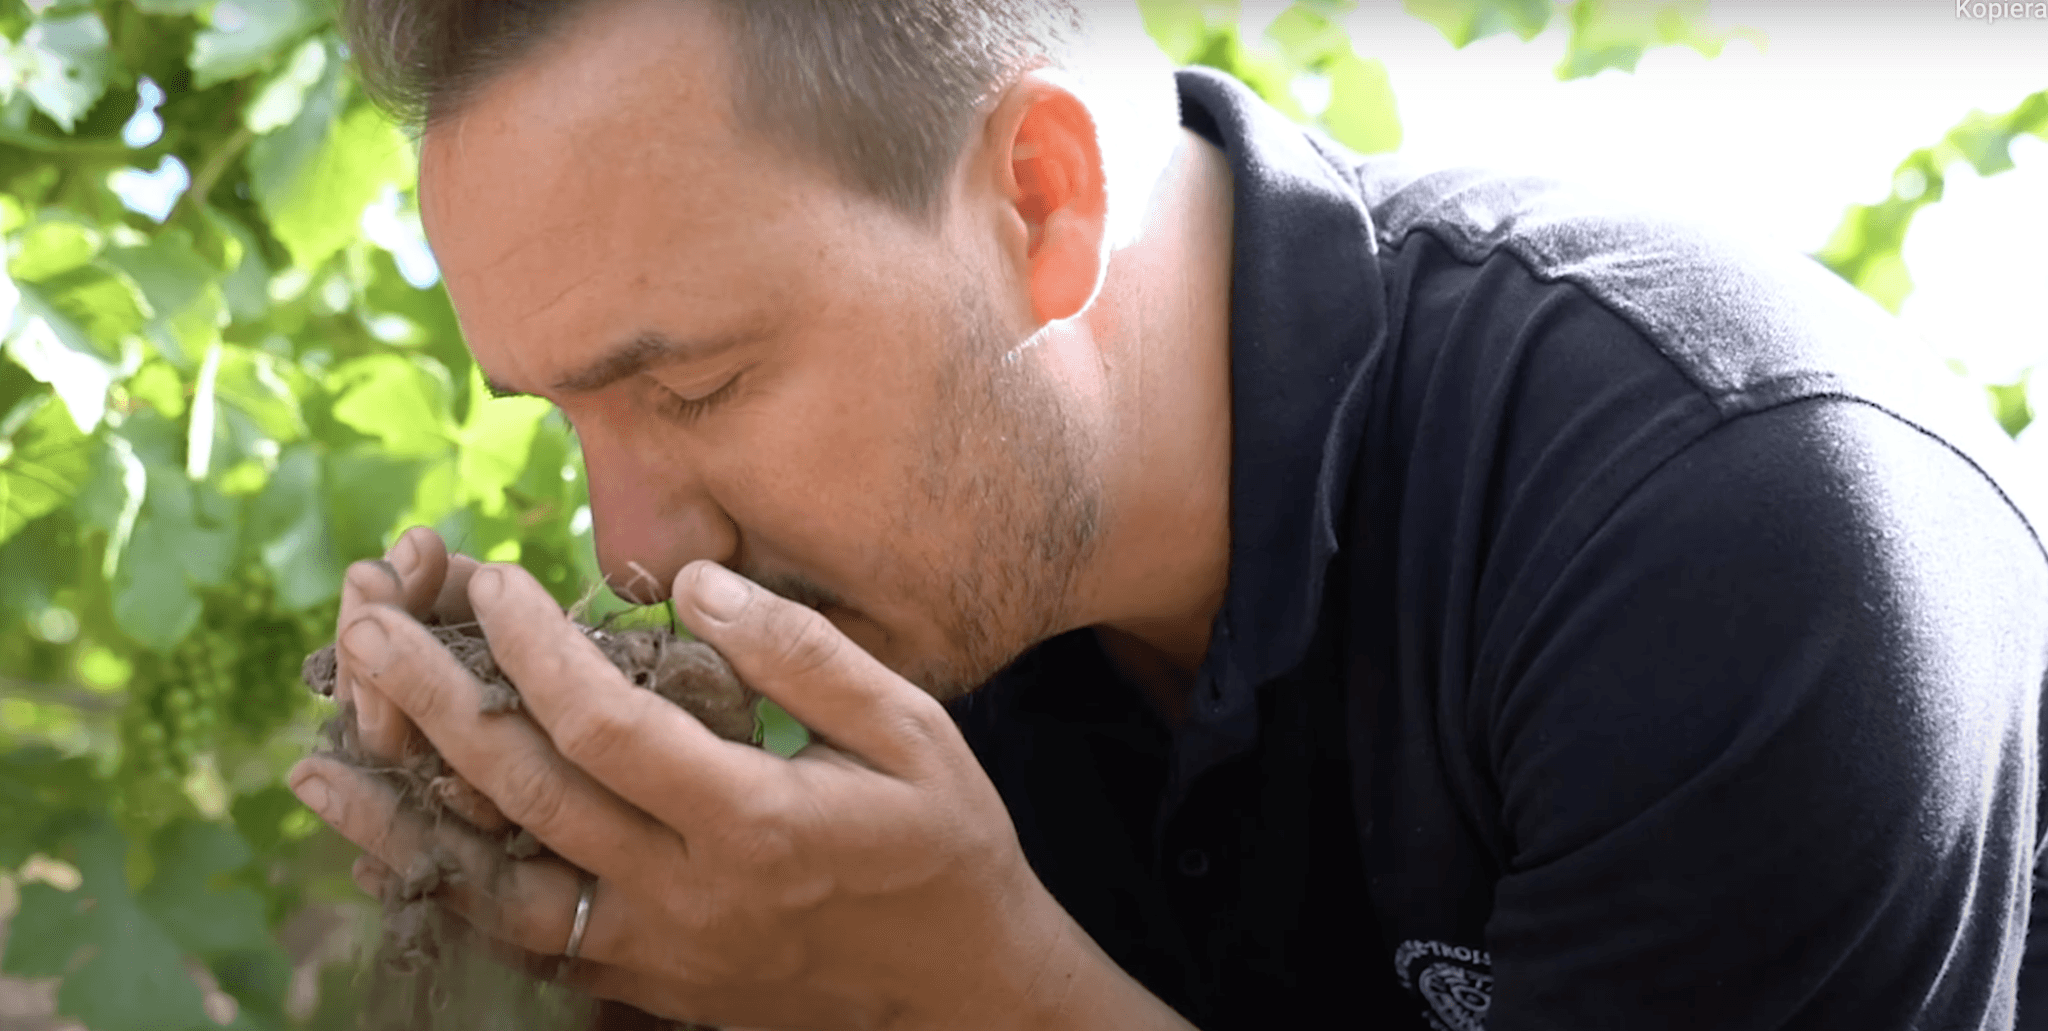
[949,68,2048,1030]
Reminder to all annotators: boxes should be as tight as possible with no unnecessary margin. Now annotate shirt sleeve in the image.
[1479,396,2045,1030]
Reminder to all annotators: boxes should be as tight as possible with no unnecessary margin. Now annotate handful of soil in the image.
[302,615,760,1031]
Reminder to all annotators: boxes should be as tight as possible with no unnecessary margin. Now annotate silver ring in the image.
[563,876,596,960]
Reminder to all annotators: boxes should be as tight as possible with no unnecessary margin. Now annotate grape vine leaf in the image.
[12,257,152,365]
[250,442,340,609]
[1554,0,1738,80]
[7,216,100,283]
[1323,52,1401,154]
[189,0,323,89]
[107,421,242,648]
[0,745,106,869]
[1402,0,1550,48]
[1264,4,1352,68]
[242,36,327,134]
[136,821,274,958]
[130,0,209,14]
[15,11,111,131]
[1136,0,1242,65]
[328,352,456,458]
[245,47,415,272]
[103,229,225,368]
[0,393,93,546]
[323,441,424,560]
[1817,89,2048,317]
[458,361,551,516]
[1,820,218,1031]
[3,314,115,433]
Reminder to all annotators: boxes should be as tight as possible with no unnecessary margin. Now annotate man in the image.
[286,0,2048,1028]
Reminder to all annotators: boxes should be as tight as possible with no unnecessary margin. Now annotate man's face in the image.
[418,0,1103,698]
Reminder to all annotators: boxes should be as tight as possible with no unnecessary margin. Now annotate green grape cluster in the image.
[214,571,329,742]
[122,630,238,776]
[115,571,331,801]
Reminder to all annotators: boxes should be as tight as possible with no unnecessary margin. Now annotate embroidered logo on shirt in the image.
[1394,939,1493,1031]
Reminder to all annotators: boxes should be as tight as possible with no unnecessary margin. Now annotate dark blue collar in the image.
[1169,67,1389,793]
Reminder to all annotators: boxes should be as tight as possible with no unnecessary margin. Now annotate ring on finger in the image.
[563,874,597,960]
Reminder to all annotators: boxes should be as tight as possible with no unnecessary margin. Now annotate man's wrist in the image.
[1005,908,1199,1031]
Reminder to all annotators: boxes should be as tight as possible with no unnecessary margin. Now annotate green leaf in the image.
[108,436,238,648]
[1987,379,2032,439]
[0,745,107,868]
[457,361,551,515]
[102,230,219,330]
[15,12,111,131]
[127,359,186,419]
[242,35,327,134]
[758,696,811,758]
[249,61,415,270]
[137,821,272,957]
[110,533,201,649]
[103,230,225,369]
[205,207,272,322]
[1403,0,1550,48]
[1,821,216,1031]
[189,0,324,89]
[324,442,423,561]
[1264,5,1352,69]
[251,443,340,609]
[328,352,456,458]
[1556,0,1739,81]
[1322,52,1402,154]
[245,45,342,207]
[12,261,152,362]
[131,0,208,13]
[1136,0,1241,64]
[4,315,115,432]
[7,216,100,282]
[215,344,305,442]
[1186,25,1308,121]
[0,393,92,545]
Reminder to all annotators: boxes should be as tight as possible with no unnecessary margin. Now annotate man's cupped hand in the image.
[287,527,1094,1031]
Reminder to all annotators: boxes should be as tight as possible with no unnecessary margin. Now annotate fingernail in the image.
[692,562,749,620]
[292,774,333,818]
[390,533,419,578]
[471,565,505,604]
[342,616,390,663]
[354,678,388,736]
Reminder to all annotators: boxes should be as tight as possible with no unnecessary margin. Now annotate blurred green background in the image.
[1,1,2042,1027]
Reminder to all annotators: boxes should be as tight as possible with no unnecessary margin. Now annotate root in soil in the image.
[303,615,761,1031]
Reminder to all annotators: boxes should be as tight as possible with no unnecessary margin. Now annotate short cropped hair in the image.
[341,0,1179,244]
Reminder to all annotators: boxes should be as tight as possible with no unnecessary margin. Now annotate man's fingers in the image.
[671,560,943,776]
[339,560,412,759]
[386,525,451,620]
[338,602,683,885]
[289,756,631,964]
[334,527,457,761]
[434,552,483,625]
[466,562,782,831]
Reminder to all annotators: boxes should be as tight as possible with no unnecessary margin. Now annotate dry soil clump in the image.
[303,616,758,1031]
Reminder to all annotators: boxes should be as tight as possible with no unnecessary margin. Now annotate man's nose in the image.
[581,440,736,605]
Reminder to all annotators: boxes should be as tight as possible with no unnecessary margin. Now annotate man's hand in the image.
[289,528,1192,1031]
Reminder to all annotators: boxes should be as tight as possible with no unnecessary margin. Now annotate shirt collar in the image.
[1171,67,1391,781]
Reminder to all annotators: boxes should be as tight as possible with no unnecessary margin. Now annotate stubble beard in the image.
[897,288,1105,702]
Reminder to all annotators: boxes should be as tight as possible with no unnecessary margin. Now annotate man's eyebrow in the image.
[484,327,764,400]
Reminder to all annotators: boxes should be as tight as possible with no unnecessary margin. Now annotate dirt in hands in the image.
[302,617,759,1031]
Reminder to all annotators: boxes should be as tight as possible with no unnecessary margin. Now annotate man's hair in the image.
[341,0,1179,243]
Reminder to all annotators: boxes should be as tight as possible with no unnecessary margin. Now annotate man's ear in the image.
[980,69,1109,327]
